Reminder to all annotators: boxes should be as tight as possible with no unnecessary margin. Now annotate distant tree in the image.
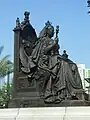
[0,46,13,78]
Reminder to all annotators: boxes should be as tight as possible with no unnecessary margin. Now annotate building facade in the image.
[77,64,90,93]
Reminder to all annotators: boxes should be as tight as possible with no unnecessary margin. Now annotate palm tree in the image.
[0,46,13,108]
[0,46,13,78]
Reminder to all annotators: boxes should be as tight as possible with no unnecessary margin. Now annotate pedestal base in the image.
[9,89,89,107]
[9,97,90,108]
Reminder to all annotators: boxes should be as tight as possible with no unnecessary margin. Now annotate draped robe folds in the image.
[29,36,83,102]
[54,60,83,96]
[44,56,83,103]
[20,35,83,103]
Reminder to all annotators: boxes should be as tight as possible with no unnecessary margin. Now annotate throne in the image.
[9,12,43,107]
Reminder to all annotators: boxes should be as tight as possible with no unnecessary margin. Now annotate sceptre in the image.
[56,25,59,39]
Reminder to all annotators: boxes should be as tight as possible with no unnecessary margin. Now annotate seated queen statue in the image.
[20,21,84,104]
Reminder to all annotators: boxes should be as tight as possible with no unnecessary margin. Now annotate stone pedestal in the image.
[9,97,90,107]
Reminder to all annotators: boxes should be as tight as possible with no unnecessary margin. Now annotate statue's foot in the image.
[44,95,54,104]
[54,95,64,104]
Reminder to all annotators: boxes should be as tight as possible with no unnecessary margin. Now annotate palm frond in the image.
[0,46,13,77]
[0,46,4,55]
[0,62,13,77]
[0,55,10,62]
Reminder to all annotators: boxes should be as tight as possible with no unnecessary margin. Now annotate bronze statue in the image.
[11,12,86,108]
[19,19,83,103]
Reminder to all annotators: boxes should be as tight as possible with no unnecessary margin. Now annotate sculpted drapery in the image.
[20,21,83,103]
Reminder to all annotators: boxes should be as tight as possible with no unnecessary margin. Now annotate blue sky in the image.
[0,0,90,68]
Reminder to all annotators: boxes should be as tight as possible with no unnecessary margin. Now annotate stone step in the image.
[0,107,90,120]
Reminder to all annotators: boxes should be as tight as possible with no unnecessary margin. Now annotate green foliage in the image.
[0,45,13,108]
[0,46,13,77]
[0,83,12,108]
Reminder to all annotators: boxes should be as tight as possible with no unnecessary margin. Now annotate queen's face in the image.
[48,26,54,38]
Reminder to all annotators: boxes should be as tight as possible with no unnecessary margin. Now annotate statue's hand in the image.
[54,37,59,43]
